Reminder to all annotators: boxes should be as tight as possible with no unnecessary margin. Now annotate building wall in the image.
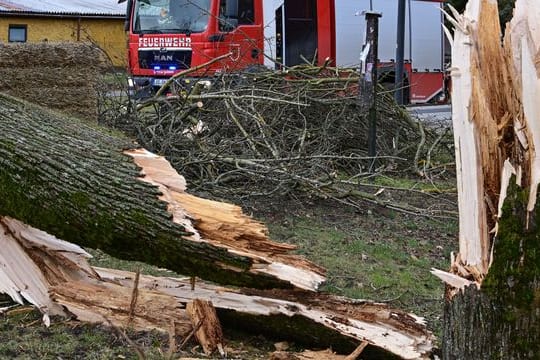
[0,16,127,67]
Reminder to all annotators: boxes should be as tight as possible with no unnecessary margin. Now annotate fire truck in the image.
[120,0,446,104]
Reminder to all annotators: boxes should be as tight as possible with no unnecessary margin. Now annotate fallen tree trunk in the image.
[0,216,434,359]
[0,93,323,291]
[433,0,540,357]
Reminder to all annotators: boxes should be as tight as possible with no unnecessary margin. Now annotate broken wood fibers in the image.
[0,216,434,359]
[127,148,323,287]
[185,299,224,355]
[433,0,529,287]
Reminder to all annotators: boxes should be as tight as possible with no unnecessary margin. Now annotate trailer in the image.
[121,0,446,103]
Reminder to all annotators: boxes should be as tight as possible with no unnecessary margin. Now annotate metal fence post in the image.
[395,0,406,105]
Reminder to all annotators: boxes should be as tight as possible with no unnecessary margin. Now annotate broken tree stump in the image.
[434,0,540,357]
[0,93,323,291]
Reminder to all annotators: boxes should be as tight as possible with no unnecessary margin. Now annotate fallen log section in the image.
[0,93,323,291]
[433,0,540,357]
[0,216,434,359]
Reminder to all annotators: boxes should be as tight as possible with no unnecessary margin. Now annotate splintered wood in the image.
[434,0,540,289]
[126,148,326,291]
[0,91,327,291]
[0,217,96,323]
[52,280,193,336]
[97,268,433,359]
[185,299,224,355]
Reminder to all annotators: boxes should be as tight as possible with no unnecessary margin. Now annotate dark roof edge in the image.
[0,11,125,19]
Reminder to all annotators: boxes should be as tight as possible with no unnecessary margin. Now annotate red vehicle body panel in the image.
[410,72,445,103]
[316,0,335,65]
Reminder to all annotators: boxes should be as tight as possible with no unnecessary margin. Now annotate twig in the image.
[178,319,204,351]
[105,317,146,360]
[101,65,447,215]
[224,99,262,157]
[127,267,141,327]
[153,52,233,99]
[423,127,450,177]
[166,319,177,360]
[344,340,369,360]
[414,120,426,177]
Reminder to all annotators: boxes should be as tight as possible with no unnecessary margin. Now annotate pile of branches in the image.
[99,65,454,215]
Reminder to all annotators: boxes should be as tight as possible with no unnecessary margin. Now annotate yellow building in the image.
[0,1,127,67]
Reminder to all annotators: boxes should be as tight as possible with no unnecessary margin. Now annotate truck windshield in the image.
[133,0,211,34]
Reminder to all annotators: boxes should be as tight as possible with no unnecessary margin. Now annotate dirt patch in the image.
[0,42,109,120]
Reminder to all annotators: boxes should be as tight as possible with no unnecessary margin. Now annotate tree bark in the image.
[443,186,540,358]
[0,93,323,290]
[437,0,540,357]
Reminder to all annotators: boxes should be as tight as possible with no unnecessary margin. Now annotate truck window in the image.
[219,0,254,30]
[238,0,254,25]
[133,0,211,34]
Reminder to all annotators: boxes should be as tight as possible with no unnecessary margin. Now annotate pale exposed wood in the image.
[0,217,96,321]
[185,299,224,355]
[444,0,533,282]
[98,268,434,359]
[126,148,200,241]
[442,0,540,287]
[493,160,517,242]
[173,191,327,289]
[446,0,490,278]
[125,148,326,291]
[344,341,369,360]
[0,217,192,336]
[430,268,478,291]
[442,0,540,356]
[0,92,325,290]
[497,160,516,220]
[506,1,540,213]
[127,148,187,193]
[51,279,192,337]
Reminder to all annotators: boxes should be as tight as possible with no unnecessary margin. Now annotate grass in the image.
[0,308,168,359]
[262,201,457,338]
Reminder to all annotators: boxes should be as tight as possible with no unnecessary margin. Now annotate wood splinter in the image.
[185,299,224,356]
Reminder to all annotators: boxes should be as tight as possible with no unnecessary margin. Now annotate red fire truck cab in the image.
[120,0,446,104]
